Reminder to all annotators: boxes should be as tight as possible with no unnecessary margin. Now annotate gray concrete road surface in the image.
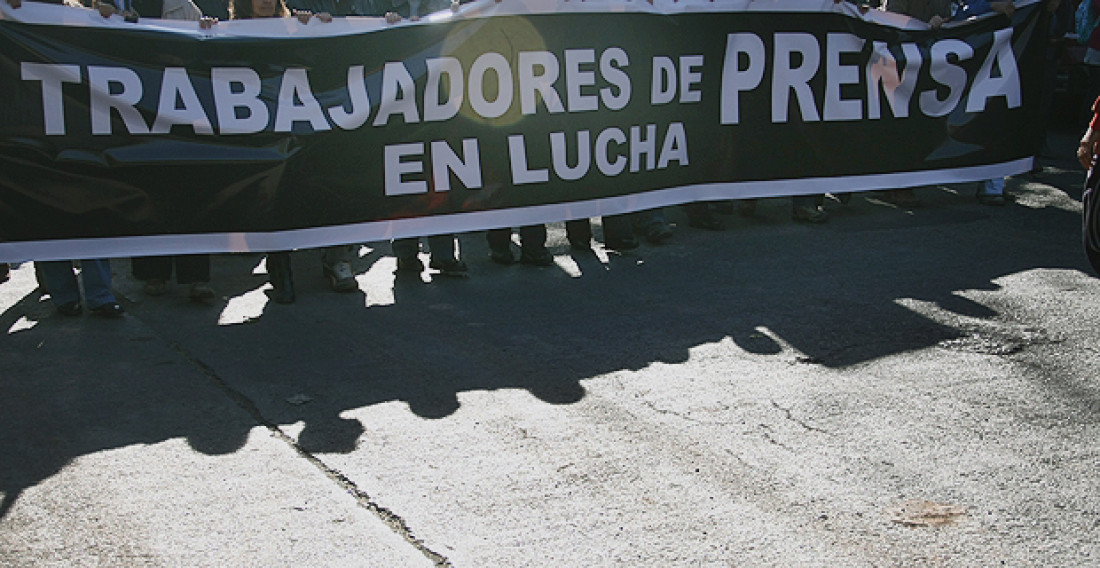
[2,129,1098,567]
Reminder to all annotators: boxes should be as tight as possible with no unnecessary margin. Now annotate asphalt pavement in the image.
[1,125,1099,567]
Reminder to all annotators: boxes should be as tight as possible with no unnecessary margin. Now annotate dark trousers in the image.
[392,235,457,261]
[487,225,546,251]
[565,215,633,242]
[131,255,210,285]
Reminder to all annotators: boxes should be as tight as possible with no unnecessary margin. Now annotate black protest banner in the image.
[0,0,1048,261]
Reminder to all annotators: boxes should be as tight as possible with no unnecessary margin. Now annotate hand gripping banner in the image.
[0,0,1049,261]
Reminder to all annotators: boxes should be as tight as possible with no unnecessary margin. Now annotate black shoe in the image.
[56,301,82,317]
[89,302,124,318]
[520,247,553,266]
[489,247,516,265]
[266,253,296,304]
[604,235,639,251]
[429,258,469,277]
[0,263,9,283]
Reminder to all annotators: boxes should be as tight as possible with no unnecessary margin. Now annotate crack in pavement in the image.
[639,398,736,425]
[771,400,831,435]
[167,341,453,568]
[757,423,793,451]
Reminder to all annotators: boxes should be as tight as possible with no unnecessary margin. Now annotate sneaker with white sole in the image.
[323,261,357,292]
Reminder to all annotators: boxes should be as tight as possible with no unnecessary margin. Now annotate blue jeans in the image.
[980,178,1005,196]
[40,259,116,308]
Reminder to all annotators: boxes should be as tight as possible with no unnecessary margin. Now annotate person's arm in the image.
[1078,96,1100,170]
[162,0,203,20]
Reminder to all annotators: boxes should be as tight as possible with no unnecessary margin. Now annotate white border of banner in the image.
[0,0,1042,37]
[0,159,1031,262]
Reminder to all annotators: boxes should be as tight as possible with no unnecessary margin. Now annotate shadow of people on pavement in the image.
[1,127,1097,521]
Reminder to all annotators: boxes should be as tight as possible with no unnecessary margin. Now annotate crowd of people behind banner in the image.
[0,0,1096,316]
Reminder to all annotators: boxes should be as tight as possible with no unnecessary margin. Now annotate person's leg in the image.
[979,178,1005,195]
[601,214,638,251]
[392,238,423,273]
[977,178,1006,205]
[519,224,552,266]
[428,234,467,276]
[131,255,172,295]
[426,234,457,263]
[321,245,356,292]
[39,260,81,312]
[80,259,123,316]
[321,245,354,265]
[487,228,515,264]
[426,235,453,262]
[174,254,211,285]
[486,228,511,250]
[565,219,593,250]
[175,254,214,300]
[131,256,172,281]
[392,238,419,259]
[266,251,295,304]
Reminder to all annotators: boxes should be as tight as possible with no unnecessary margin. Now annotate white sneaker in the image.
[323,261,357,292]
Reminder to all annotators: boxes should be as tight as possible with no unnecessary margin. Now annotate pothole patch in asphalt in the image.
[936,328,1050,356]
[886,499,968,527]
